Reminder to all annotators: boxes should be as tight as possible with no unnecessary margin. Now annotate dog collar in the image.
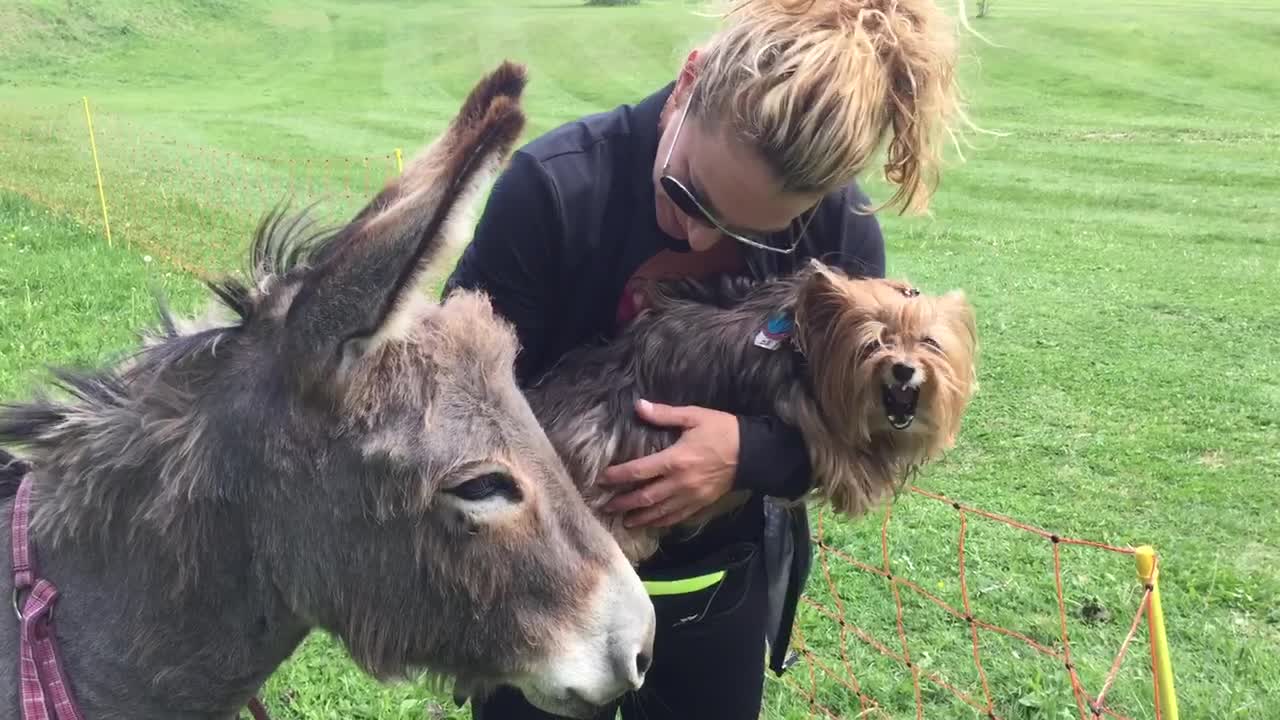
[753,310,795,351]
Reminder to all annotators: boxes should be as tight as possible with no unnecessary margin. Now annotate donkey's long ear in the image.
[285,61,527,379]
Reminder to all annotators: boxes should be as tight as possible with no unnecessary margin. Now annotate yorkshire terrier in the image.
[524,259,979,564]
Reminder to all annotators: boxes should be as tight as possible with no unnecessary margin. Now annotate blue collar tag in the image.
[753,311,794,351]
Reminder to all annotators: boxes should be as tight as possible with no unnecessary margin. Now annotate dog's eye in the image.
[448,472,522,502]
[860,338,884,356]
[922,337,943,351]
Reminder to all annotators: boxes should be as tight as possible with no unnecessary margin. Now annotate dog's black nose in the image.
[892,363,915,383]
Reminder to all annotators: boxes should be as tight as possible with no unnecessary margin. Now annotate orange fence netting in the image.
[776,485,1168,719]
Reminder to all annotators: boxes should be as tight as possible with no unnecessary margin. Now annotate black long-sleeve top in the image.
[442,81,886,561]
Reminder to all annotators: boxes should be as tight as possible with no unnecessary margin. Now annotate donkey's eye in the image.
[922,337,943,351]
[449,472,522,502]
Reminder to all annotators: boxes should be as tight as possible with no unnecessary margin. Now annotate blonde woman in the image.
[445,0,968,717]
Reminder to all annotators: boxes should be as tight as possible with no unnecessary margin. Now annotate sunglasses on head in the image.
[659,97,812,255]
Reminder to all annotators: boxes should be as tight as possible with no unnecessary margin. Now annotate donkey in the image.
[0,61,655,720]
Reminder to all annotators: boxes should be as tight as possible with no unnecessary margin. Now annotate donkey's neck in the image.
[0,470,309,720]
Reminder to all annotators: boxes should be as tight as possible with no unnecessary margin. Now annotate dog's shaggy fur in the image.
[525,260,979,563]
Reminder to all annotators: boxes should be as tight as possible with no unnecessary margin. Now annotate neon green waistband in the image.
[642,570,725,596]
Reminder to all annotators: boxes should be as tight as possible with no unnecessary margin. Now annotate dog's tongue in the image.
[890,384,914,404]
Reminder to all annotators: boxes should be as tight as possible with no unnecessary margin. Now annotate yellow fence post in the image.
[1136,546,1178,720]
[395,147,404,174]
[81,96,115,248]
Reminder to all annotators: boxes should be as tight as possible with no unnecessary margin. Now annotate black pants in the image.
[471,540,769,720]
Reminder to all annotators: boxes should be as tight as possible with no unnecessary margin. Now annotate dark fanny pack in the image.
[762,497,811,675]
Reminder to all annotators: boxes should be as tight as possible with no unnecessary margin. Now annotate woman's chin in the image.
[686,234,721,252]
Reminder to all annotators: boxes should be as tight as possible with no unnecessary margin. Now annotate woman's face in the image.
[651,74,822,253]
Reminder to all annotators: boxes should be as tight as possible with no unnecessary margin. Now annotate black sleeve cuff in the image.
[733,415,814,500]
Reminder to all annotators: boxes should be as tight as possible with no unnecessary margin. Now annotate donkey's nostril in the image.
[636,651,652,677]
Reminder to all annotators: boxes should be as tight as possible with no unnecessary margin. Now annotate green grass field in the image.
[2,0,1278,718]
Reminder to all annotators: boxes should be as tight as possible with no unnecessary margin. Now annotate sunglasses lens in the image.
[660,174,797,253]
[660,176,716,228]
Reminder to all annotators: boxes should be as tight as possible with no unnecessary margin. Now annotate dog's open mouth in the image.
[881,383,919,430]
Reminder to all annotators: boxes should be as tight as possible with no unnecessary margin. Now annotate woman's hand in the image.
[599,399,739,528]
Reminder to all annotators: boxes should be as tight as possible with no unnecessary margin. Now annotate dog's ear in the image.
[803,258,846,288]
[796,262,843,322]
[798,259,849,307]
[936,289,980,398]
[794,261,869,360]
[938,290,978,346]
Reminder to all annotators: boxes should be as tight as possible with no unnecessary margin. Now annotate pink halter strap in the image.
[11,475,84,720]
[9,471,271,720]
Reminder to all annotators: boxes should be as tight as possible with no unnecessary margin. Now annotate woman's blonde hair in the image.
[688,0,970,214]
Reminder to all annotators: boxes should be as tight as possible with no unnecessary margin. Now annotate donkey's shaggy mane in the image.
[211,201,346,325]
[0,201,339,441]
[0,202,346,589]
